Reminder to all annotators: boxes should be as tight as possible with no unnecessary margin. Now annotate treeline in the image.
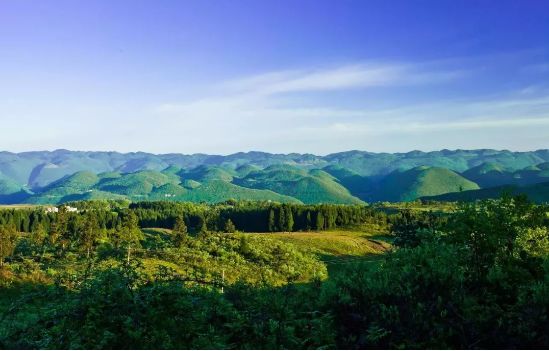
[132,201,388,232]
[0,200,388,235]
[0,200,389,266]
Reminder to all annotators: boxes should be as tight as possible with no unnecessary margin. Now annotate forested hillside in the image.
[1,149,549,204]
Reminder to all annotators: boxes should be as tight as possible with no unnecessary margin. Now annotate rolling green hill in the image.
[26,170,302,205]
[3,149,549,204]
[462,162,549,188]
[236,165,364,204]
[0,172,31,203]
[322,165,373,201]
[97,170,180,196]
[1,149,548,191]
[371,166,480,201]
[461,162,512,187]
[423,181,549,203]
[176,180,302,203]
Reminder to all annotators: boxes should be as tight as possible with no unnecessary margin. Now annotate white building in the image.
[44,205,78,214]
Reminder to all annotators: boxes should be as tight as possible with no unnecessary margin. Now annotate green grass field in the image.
[250,229,392,275]
[142,227,393,278]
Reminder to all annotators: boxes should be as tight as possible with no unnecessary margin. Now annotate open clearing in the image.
[142,228,393,275]
[250,230,391,257]
[250,230,392,274]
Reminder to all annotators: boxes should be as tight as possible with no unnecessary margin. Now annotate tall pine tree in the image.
[268,209,276,232]
[172,216,188,248]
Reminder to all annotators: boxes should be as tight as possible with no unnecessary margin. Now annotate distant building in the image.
[44,205,78,214]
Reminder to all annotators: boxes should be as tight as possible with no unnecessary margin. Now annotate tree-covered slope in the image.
[462,162,549,188]
[371,166,480,201]
[423,181,549,203]
[2,149,549,204]
[1,149,549,191]
[176,180,302,204]
[0,172,31,203]
[236,165,364,204]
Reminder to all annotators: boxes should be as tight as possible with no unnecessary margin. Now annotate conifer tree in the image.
[120,212,143,263]
[172,216,188,248]
[80,212,100,258]
[224,219,236,233]
[278,206,286,233]
[286,206,294,232]
[315,212,324,231]
[268,209,276,232]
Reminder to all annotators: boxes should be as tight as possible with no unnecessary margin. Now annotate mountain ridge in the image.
[1,149,549,204]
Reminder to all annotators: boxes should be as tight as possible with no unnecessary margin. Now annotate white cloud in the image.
[149,62,549,153]
[3,60,547,154]
[218,63,462,95]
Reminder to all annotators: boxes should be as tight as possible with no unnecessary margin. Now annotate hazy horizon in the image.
[2,147,549,157]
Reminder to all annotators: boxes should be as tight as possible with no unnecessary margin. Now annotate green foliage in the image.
[1,197,549,349]
[224,219,236,233]
[78,212,101,258]
[515,227,549,257]
[391,210,444,248]
[325,241,467,349]
[0,223,17,266]
[172,216,188,247]
[118,211,144,263]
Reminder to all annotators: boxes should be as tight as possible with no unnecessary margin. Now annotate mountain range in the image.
[1,149,549,204]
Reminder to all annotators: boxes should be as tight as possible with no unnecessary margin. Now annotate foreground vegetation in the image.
[0,197,548,348]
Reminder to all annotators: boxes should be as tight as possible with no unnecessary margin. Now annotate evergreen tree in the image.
[306,211,312,231]
[286,206,294,232]
[120,212,143,263]
[172,216,188,248]
[315,212,324,231]
[80,212,100,258]
[50,207,69,255]
[268,209,276,232]
[224,219,236,233]
[197,215,208,235]
[278,207,286,233]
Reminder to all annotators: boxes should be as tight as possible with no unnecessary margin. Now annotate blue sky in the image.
[1,0,548,154]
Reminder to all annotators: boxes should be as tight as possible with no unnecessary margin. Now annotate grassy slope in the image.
[143,228,392,279]
[256,231,389,256]
[250,229,391,276]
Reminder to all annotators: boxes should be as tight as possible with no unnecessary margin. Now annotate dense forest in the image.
[0,197,548,348]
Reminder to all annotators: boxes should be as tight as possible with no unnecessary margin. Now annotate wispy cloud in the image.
[156,61,464,122]
[143,61,549,153]
[218,63,463,95]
